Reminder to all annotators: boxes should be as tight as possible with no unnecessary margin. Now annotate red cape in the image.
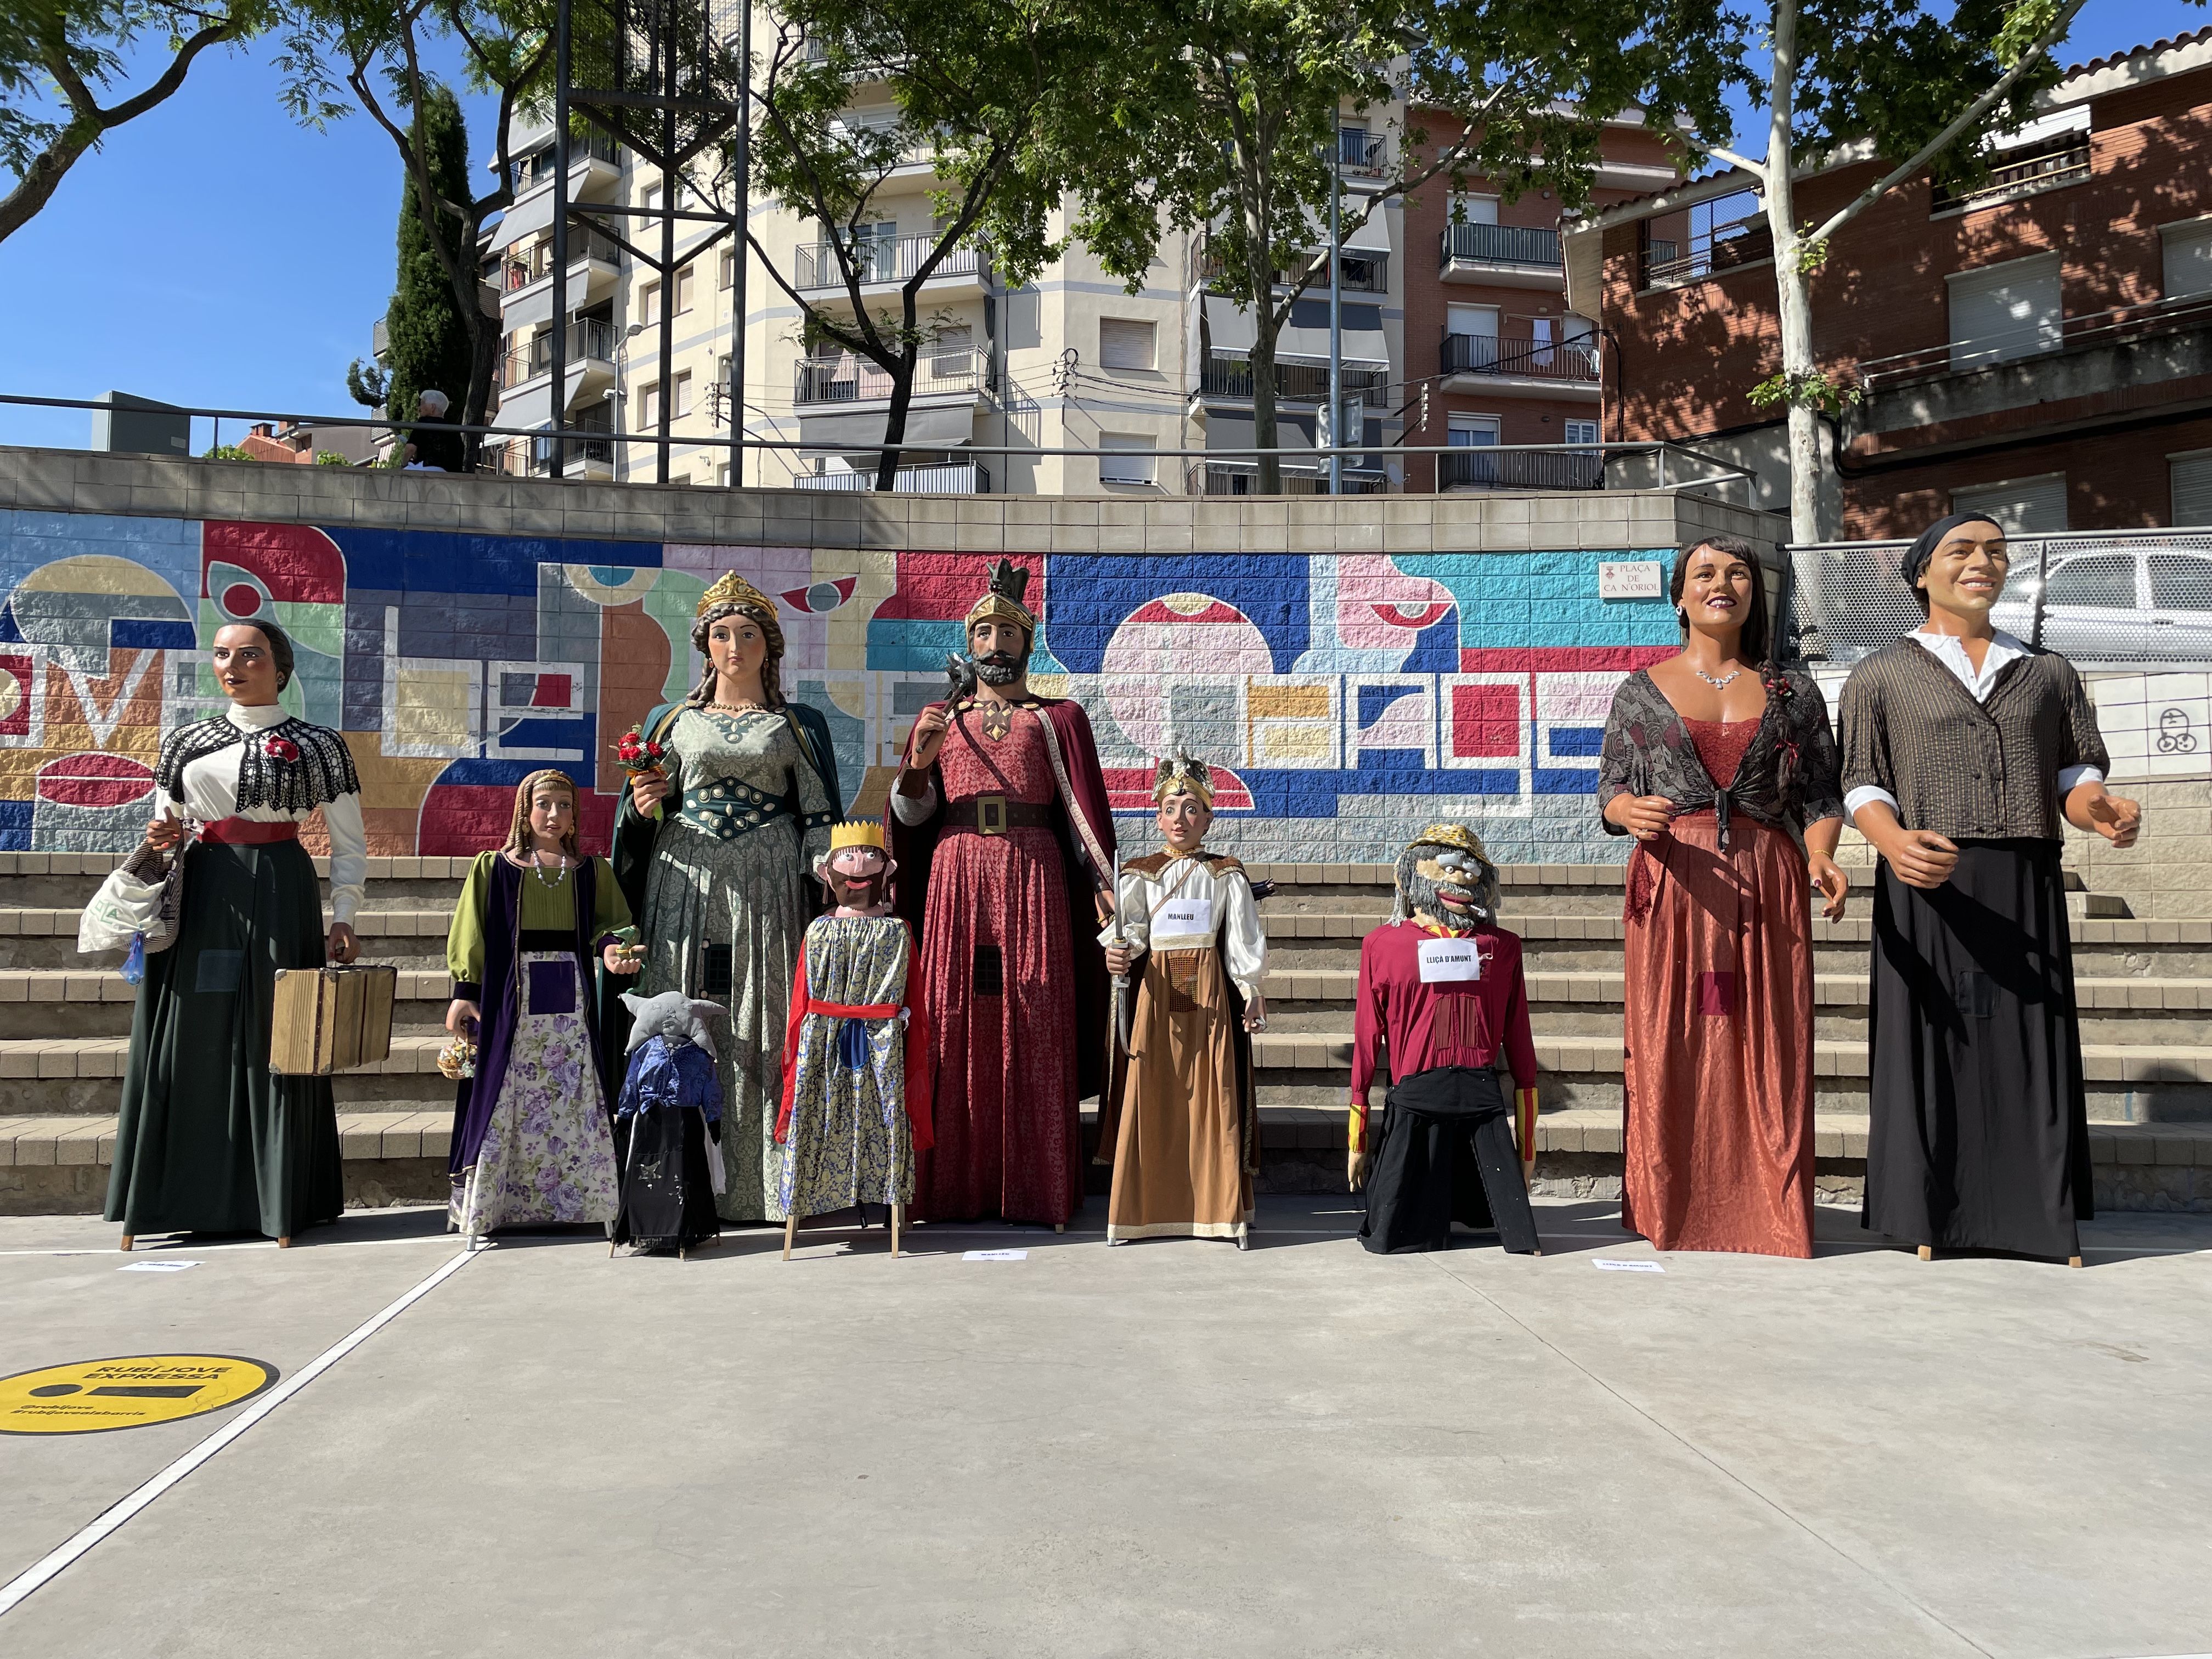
[886,696,1117,1103]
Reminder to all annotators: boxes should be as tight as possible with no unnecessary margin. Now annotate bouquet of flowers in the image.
[616,727,670,820]
[437,1034,477,1081]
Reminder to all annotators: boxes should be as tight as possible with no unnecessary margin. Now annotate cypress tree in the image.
[383,84,476,469]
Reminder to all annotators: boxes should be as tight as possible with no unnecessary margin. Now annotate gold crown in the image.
[964,557,1036,634]
[696,571,777,621]
[1409,822,1490,864]
[828,820,887,853]
[1152,751,1214,807]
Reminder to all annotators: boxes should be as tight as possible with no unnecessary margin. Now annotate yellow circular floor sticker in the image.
[0,1355,278,1435]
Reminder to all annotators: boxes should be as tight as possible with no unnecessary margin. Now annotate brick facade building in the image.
[1397,115,1680,493]
[1562,27,2212,537]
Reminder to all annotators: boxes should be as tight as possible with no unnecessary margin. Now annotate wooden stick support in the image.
[118,1234,133,1252]
[890,1201,902,1259]
[782,1214,798,1262]
[1917,1245,1934,1261]
[277,1236,291,1250]
[2068,1254,2084,1269]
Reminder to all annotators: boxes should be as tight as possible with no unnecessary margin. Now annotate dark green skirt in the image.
[104,839,345,1238]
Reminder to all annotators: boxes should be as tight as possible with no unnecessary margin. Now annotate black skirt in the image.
[1359,1066,1538,1255]
[1863,839,2093,1260]
[612,1108,722,1252]
[105,839,344,1239]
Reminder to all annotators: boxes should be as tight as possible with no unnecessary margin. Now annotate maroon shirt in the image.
[1351,919,1538,1108]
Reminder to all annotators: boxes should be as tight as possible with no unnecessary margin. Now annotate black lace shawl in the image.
[155,714,361,812]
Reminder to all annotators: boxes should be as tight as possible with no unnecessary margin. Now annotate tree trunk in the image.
[875,354,915,490]
[1762,0,1825,545]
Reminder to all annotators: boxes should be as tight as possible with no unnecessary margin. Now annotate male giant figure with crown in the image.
[889,559,1116,1227]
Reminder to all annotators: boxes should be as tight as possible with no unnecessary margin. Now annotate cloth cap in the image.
[1901,512,2005,591]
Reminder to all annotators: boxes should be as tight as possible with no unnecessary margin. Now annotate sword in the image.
[1109,870,1135,1056]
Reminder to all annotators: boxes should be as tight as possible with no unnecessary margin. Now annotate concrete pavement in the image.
[1,1199,2208,1658]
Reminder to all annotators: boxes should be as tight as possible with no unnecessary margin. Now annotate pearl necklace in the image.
[529,850,571,888]
[1693,667,1742,690]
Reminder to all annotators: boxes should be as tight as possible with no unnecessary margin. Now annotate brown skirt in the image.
[1098,945,1256,1241]
[1621,812,1816,1258]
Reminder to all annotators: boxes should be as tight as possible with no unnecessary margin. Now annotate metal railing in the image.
[506,129,620,196]
[793,346,988,404]
[793,234,984,290]
[796,460,990,494]
[502,232,622,293]
[1857,291,2212,391]
[1440,221,1561,270]
[1338,129,1387,178]
[1642,194,1768,286]
[1440,331,1599,382]
[1189,464,1384,495]
[1784,528,2212,669]
[1438,447,1606,492]
[1928,138,2091,215]
[1199,354,1390,402]
[1200,250,1387,294]
[500,319,617,390]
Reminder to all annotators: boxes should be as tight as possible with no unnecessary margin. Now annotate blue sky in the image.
[0,0,2202,453]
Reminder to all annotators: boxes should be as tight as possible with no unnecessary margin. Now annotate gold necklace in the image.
[706,698,766,715]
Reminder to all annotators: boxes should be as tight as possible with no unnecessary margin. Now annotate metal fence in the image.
[1784,528,2212,670]
[1439,221,1561,271]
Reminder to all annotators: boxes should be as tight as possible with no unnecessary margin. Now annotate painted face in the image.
[528,784,577,848]
[968,619,1029,685]
[211,623,281,706]
[1399,844,1492,931]
[828,845,887,884]
[1679,544,1756,632]
[1919,523,2010,615]
[1156,789,1212,853]
[708,614,770,682]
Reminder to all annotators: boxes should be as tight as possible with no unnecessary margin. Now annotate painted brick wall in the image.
[0,450,1770,867]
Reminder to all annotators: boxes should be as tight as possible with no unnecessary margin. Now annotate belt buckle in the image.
[975,794,1007,836]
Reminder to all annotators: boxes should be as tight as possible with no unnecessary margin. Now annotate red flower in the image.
[614,727,665,775]
[264,736,299,762]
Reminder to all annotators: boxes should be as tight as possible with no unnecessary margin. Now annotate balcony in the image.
[1438,447,1606,492]
[1200,249,1387,295]
[502,232,622,295]
[1440,222,1564,288]
[1336,129,1387,180]
[1642,210,1771,287]
[1198,354,1390,403]
[793,346,989,406]
[1439,330,1600,398]
[499,318,616,392]
[1188,464,1384,495]
[792,234,985,295]
[1929,137,2091,216]
[796,460,990,494]
[506,129,620,199]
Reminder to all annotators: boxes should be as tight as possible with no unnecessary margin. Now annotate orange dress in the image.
[1618,718,1816,1258]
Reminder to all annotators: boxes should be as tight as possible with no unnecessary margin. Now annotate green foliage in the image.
[201,443,258,461]
[345,356,389,409]
[314,449,354,465]
[381,81,474,452]
[1749,369,1860,415]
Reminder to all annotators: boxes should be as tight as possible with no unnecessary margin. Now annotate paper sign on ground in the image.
[1592,1259,1664,1273]
[117,1261,199,1273]
[962,1249,1028,1262]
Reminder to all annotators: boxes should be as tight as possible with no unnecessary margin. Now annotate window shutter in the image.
[1099,433,1156,484]
[2174,454,2212,526]
[2164,218,2212,300]
[1951,472,2069,532]
[1099,318,1156,371]
[1947,254,2061,369]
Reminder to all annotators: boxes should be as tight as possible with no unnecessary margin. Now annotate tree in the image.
[1695,0,2203,543]
[382,81,476,465]
[746,0,1119,489]
[1070,0,1739,493]
[282,0,557,465]
[1,0,276,242]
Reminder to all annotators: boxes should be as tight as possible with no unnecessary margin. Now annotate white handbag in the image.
[77,832,192,976]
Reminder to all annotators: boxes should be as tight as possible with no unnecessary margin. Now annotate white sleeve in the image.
[1099,867,1148,951]
[889,776,937,826]
[1844,785,1901,826]
[2057,764,2103,797]
[319,791,368,926]
[1220,870,1266,1000]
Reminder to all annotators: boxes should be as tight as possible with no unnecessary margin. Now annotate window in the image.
[639,382,659,427]
[2043,555,2137,611]
[1565,419,1600,445]
[720,249,736,289]
[1451,194,1499,227]
[1951,472,2068,533]
[1099,433,1156,486]
[1449,414,1501,445]
[1948,253,2061,370]
[2150,553,2212,612]
[675,264,695,314]
[672,371,692,417]
[927,326,974,386]
[1099,318,1156,371]
[1447,303,1498,338]
[2165,217,2212,300]
[2175,452,2212,526]
[641,281,662,325]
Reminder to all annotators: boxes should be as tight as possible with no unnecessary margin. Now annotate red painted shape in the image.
[221,583,264,618]
[418,782,621,857]
[37,753,156,809]
[1103,764,1254,812]
[1458,645,1674,672]
[202,522,345,604]
[1369,600,1452,630]
[1451,683,1522,759]
[531,673,573,708]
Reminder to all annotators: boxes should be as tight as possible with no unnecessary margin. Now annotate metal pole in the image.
[2032,534,2050,649]
[655,15,675,487]
[1328,132,1342,497]
[729,0,750,489]
[550,0,572,478]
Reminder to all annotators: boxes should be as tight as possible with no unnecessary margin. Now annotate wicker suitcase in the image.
[269,964,398,1075]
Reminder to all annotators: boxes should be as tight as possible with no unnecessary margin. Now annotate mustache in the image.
[977,652,1019,667]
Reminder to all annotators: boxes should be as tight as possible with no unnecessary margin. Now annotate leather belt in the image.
[942,795,1053,836]
[199,818,300,845]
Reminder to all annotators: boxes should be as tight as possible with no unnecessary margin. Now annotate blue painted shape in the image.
[0,603,21,645]
[1397,550,1679,653]
[1548,726,1605,758]
[111,617,198,651]
[321,528,659,597]
[1356,684,1422,729]
[1038,554,1312,675]
[0,798,30,850]
[1534,768,1600,794]
[865,618,967,675]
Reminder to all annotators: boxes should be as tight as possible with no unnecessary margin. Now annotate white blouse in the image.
[153,703,368,924]
[1098,853,1266,1000]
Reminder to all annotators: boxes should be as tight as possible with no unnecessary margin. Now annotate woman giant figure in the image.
[1598,537,1848,1258]
[611,574,844,1222]
[107,620,364,1249]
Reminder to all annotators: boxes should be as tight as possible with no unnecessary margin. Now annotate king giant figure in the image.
[889,560,1116,1227]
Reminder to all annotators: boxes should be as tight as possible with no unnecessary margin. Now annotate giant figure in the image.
[889,559,1116,1226]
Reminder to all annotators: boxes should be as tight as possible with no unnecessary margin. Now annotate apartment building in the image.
[1398,112,1680,493]
[1564,26,2212,536]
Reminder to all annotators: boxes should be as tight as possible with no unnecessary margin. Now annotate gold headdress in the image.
[1408,822,1490,863]
[692,571,785,659]
[827,820,888,854]
[964,558,1036,635]
[1152,751,1214,808]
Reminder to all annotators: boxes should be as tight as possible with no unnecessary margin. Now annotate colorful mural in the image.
[0,510,1695,862]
